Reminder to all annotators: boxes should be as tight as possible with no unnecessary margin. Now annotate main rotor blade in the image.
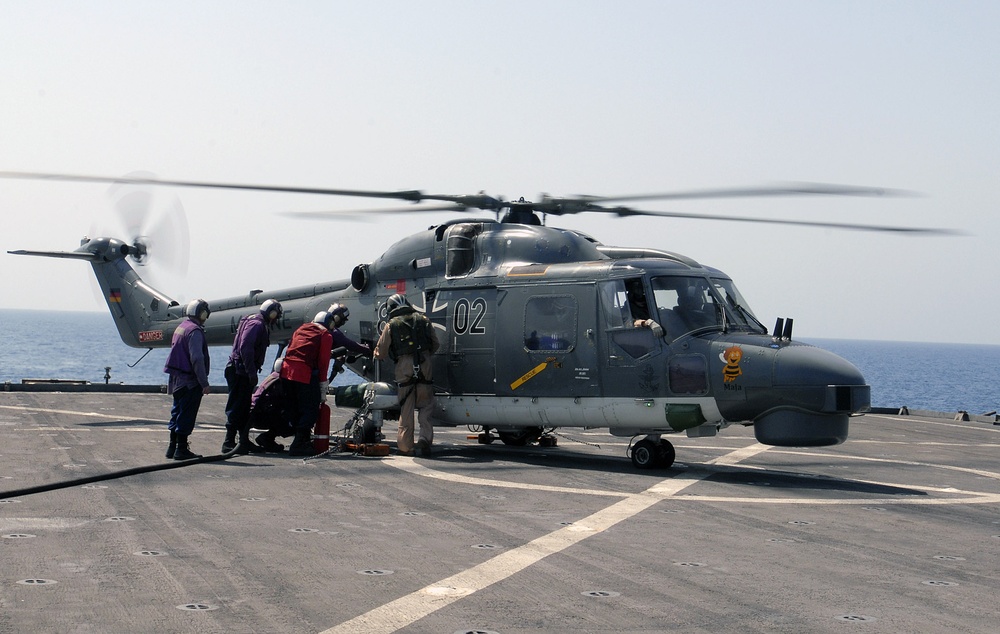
[563,182,917,205]
[602,206,957,234]
[0,170,431,203]
[279,204,484,220]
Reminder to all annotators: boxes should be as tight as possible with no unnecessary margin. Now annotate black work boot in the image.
[288,427,317,457]
[173,435,203,460]
[254,431,284,453]
[233,427,265,455]
[221,427,238,453]
[165,431,178,459]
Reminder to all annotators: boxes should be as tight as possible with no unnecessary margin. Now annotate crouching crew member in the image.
[164,299,212,460]
[374,294,439,456]
[223,298,283,454]
[250,359,294,452]
[280,312,334,457]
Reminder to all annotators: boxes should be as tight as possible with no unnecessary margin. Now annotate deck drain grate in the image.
[337,482,361,488]
[582,590,620,598]
[788,520,814,526]
[472,544,499,550]
[81,484,108,489]
[289,528,319,533]
[241,497,266,501]
[135,550,167,557]
[836,615,875,622]
[452,630,500,634]
[3,534,36,539]
[358,569,394,575]
[923,580,959,586]
[177,603,218,611]
[17,579,57,585]
[674,562,706,568]
[401,511,425,516]
[0,499,21,504]
[933,555,965,561]
[106,516,135,522]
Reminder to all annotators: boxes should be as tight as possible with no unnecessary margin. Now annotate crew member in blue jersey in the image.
[164,299,212,460]
[223,299,283,454]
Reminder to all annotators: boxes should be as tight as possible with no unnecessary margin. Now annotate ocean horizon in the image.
[2,308,997,415]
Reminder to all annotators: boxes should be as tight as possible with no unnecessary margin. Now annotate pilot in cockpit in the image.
[625,279,664,337]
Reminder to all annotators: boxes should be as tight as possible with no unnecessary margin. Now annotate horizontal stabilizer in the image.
[7,249,100,261]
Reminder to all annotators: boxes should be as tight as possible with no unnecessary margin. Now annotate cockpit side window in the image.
[599,279,659,364]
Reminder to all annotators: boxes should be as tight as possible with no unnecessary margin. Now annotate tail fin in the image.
[9,237,181,348]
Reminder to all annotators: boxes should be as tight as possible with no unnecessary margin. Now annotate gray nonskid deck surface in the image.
[1,393,999,633]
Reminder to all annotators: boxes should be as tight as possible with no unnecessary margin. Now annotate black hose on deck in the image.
[0,451,237,500]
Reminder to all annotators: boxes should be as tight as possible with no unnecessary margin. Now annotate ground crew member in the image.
[280,311,334,456]
[164,299,211,460]
[249,359,294,452]
[374,293,440,456]
[223,299,283,454]
[326,303,372,380]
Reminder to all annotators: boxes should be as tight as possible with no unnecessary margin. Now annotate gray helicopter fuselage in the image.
[48,218,869,449]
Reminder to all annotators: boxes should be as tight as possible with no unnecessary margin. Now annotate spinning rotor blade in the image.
[594,206,958,234]
[0,170,949,234]
[0,170,440,205]
[558,182,916,205]
[280,203,483,220]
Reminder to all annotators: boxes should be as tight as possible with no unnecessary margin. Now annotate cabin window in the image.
[523,295,576,352]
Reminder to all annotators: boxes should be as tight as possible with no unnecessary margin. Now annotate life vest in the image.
[388,312,433,362]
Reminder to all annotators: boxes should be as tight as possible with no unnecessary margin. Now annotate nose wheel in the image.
[630,436,675,469]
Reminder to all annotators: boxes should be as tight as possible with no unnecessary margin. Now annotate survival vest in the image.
[388,312,433,362]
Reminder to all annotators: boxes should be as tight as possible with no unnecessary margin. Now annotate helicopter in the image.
[3,170,947,469]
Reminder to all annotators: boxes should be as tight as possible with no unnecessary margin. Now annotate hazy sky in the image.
[2,1,997,344]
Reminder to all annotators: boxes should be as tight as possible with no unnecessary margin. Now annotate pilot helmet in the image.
[260,299,283,323]
[313,310,336,331]
[328,303,350,327]
[185,299,211,322]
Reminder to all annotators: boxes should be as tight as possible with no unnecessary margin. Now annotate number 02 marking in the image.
[453,298,487,335]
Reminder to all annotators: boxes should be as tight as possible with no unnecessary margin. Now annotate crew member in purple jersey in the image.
[164,299,212,460]
[222,299,283,454]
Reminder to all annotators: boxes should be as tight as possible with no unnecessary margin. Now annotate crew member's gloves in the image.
[319,381,329,402]
[648,320,664,338]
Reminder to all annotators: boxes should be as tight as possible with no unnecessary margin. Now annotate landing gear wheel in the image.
[657,440,676,469]
[630,438,659,469]
[497,427,543,446]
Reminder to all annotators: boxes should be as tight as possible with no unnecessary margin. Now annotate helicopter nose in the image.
[753,345,870,447]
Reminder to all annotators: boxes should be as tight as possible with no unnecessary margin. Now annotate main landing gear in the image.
[629,435,675,469]
[476,426,557,447]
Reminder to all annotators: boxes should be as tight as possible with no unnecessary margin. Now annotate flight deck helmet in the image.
[260,299,283,323]
[313,311,336,331]
[386,293,410,314]
[328,303,350,328]
[185,299,211,323]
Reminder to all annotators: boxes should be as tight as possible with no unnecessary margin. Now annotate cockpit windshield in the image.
[648,275,766,339]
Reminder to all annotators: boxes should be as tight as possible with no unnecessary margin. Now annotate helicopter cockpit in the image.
[650,275,767,338]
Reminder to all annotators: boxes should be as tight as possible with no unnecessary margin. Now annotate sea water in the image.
[1,309,997,415]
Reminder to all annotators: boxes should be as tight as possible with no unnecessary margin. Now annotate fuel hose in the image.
[0,451,237,500]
